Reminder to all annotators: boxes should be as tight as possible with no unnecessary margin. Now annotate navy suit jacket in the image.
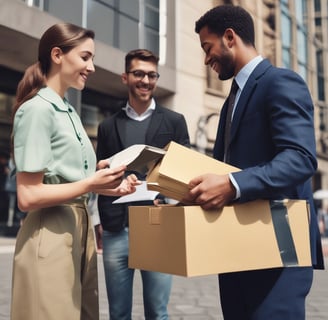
[214,59,324,269]
[97,104,190,231]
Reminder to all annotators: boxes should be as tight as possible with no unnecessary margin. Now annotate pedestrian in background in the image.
[4,155,26,226]
[95,49,190,319]
[0,152,9,218]
[11,23,139,320]
[183,5,324,320]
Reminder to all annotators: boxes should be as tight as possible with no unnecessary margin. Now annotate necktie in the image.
[224,79,239,161]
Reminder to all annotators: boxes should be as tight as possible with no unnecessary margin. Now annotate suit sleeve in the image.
[173,113,190,147]
[96,120,111,161]
[231,70,317,202]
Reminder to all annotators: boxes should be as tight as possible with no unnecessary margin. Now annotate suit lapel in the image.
[213,100,228,160]
[230,59,271,142]
[145,106,164,144]
[214,59,272,159]
[115,110,128,147]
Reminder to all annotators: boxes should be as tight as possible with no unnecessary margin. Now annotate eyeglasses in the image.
[127,70,160,82]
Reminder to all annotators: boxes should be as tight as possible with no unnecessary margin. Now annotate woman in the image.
[10,23,139,320]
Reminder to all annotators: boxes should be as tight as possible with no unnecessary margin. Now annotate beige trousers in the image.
[10,200,99,320]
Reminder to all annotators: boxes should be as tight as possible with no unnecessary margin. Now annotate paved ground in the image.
[1,235,327,319]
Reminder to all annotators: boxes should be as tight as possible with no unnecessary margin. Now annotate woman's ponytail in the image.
[12,62,45,117]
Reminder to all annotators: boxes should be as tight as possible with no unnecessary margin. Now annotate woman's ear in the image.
[50,47,63,65]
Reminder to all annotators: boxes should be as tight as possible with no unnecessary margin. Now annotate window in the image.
[280,0,309,81]
[296,26,308,80]
[295,0,306,25]
[43,0,83,25]
[86,0,162,56]
[316,49,325,102]
[23,0,164,62]
[22,0,41,7]
[281,11,292,68]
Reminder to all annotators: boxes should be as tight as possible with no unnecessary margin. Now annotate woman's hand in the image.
[114,173,142,195]
[94,173,141,196]
[91,165,126,191]
[94,159,141,196]
[96,159,111,170]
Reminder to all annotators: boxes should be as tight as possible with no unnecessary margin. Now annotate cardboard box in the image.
[128,200,311,277]
[146,142,240,202]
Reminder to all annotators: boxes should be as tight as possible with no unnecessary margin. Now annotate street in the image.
[1,236,327,319]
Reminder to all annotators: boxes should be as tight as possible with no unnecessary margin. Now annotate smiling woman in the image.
[10,23,140,320]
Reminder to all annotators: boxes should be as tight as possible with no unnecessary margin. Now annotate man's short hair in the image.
[125,49,159,72]
[195,5,255,47]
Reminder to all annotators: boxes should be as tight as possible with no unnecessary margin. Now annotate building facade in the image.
[1,0,328,223]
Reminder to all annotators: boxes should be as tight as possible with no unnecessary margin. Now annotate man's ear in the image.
[224,28,235,48]
[121,72,128,84]
[50,47,63,65]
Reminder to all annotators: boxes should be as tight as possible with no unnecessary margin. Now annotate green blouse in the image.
[13,87,97,184]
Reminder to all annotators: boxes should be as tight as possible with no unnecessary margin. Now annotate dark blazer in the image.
[97,104,190,231]
[214,59,324,269]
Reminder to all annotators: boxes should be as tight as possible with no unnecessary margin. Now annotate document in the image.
[113,181,159,204]
[108,144,166,174]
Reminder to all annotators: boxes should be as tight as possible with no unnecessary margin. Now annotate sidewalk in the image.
[1,236,328,320]
[0,235,16,253]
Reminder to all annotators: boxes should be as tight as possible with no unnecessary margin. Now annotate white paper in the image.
[113,181,159,204]
[108,144,165,171]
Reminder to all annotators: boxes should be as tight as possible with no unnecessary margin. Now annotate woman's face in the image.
[60,37,95,92]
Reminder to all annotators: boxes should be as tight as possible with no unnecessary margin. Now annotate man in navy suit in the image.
[95,49,190,319]
[184,5,324,320]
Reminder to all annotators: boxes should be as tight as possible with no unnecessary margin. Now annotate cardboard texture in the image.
[128,200,311,277]
[146,142,240,201]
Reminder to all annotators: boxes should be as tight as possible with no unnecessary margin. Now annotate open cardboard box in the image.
[128,200,311,277]
[146,142,239,202]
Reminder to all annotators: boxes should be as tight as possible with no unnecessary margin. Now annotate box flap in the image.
[146,142,240,201]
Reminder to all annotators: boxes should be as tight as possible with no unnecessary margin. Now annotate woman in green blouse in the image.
[10,23,139,320]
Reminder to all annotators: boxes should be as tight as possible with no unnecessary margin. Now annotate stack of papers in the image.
[108,144,166,175]
[113,181,159,204]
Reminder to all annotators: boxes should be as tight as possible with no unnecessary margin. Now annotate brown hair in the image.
[125,49,159,72]
[13,23,95,116]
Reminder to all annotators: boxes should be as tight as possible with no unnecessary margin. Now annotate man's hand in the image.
[181,173,236,210]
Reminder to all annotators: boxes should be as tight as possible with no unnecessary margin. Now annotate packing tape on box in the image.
[270,200,299,267]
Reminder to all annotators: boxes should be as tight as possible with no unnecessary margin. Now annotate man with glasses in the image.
[95,49,190,319]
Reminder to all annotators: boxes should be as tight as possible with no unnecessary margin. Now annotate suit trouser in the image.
[219,266,313,320]
[10,200,99,320]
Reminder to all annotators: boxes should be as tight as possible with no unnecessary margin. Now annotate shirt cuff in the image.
[229,173,241,200]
